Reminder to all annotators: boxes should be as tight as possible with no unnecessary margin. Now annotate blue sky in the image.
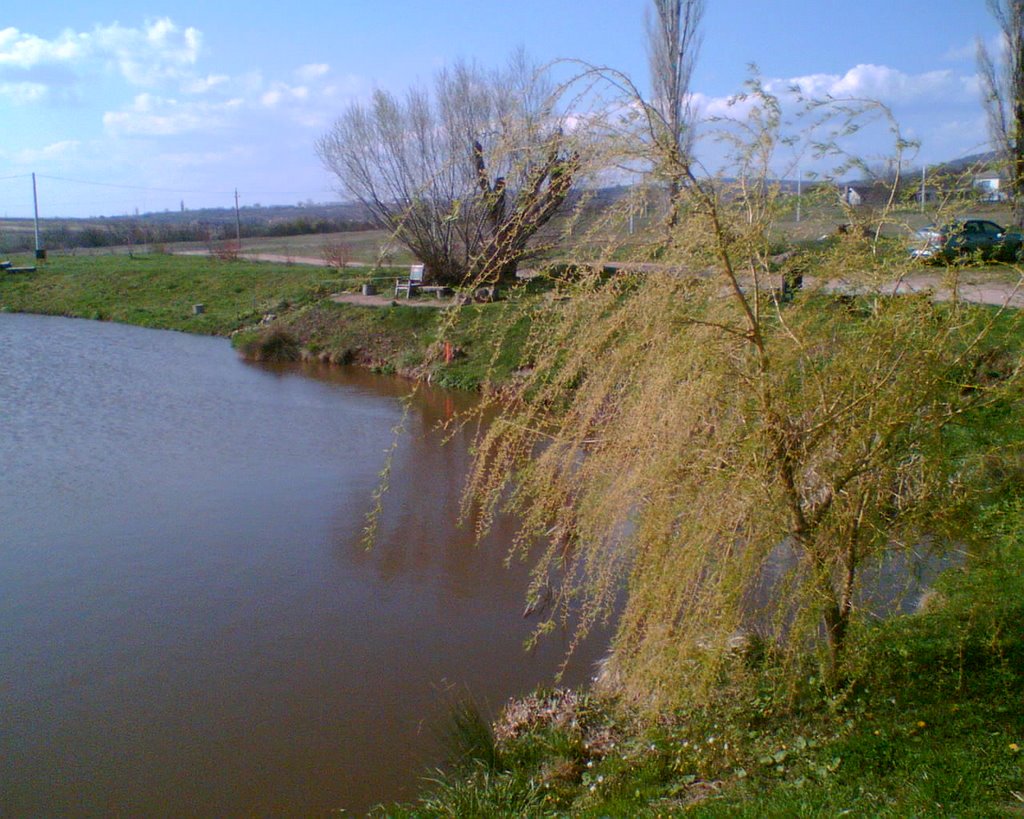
[0,1,1003,218]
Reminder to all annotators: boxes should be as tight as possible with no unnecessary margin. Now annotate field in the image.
[172,229,414,265]
[44,228,412,266]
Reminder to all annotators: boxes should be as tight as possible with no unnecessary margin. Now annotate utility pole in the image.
[32,172,43,260]
[921,165,926,213]
[796,166,802,223]
[234,188,242,247]
[629,173,637,235]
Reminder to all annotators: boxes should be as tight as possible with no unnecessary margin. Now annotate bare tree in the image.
[316,54,579,286]
[647,0,705,224]
[978,0,1024,224]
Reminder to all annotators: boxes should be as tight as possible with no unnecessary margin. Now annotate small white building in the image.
[974,174,1008,202]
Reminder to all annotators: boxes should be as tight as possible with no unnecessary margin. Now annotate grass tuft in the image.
[237,327,301,362]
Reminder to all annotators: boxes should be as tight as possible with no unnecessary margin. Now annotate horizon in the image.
[1,158,999,225]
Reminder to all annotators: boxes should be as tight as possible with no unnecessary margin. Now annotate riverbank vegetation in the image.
[2,219,1022,817]
[375,3,1024,811]
[381,495,1024,816]
[0,252,334,334]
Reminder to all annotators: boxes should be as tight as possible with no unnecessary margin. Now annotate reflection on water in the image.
[0,314,605,816]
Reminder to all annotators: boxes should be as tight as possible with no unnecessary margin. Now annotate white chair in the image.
[394,263,425,298]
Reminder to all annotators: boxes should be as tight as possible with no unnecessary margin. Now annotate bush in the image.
[322,240,352,270]
[210,240,241,261]
[236,327,300,362]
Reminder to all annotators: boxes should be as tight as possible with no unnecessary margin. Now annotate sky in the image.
[0,0,1005,218]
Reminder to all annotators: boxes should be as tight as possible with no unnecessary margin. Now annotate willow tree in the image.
[316,53,579,286]
[978,0,1024,225]
[459,78,1022,705]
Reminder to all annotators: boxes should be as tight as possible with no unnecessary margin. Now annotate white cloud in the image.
[0,19,365,135]
[15,139,81,163]
[181,74,230,94]
[295,63,330,82]
[91,19,201,85]
[103,92,241,136]
[689,90,756,119]
[0,26,86,68]
[673,62,992,173]
[682,64,979,132]
[0,80,48,103]
[0,19,200,87]
[780,64,964,105]
[260,82,310,107]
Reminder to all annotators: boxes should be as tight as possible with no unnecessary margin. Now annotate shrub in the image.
[237,327,300,362]
[322,240,352,270]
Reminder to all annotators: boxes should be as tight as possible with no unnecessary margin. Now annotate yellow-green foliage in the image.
[467,263,1019,704]
[458,81,1024,707]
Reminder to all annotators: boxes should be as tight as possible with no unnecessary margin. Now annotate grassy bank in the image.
[0,252,529,389]
[0,252,339,334]
[380,496,1024,816]
[240,294,533,388]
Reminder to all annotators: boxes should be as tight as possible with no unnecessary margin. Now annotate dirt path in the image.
[174,250,335,266]
[802,272,1024,309]
[174,249,1024,309]
[329,292,451,308]
[876,273,1024,309]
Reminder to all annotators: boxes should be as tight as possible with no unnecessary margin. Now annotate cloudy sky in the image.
[0,0,1003,218]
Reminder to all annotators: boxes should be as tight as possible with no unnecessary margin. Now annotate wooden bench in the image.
[394,263,425,298]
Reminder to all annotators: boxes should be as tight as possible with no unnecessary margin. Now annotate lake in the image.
[0,312,602,815]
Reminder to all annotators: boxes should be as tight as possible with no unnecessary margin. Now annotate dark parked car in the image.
[911,219,1024,262]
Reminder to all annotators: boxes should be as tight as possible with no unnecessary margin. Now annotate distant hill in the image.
[931,151,999,175]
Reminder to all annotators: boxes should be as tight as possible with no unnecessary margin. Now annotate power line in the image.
[32,173,335,199]
[35,174,235,196]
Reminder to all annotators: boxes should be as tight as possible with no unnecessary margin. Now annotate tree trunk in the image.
[820,554,855,686]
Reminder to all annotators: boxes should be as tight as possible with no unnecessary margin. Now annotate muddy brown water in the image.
[0,313,604,816]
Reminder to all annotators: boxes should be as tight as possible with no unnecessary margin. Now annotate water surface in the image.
[0,313,601,815]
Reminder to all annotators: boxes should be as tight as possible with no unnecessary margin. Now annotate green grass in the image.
[0,252,341,334]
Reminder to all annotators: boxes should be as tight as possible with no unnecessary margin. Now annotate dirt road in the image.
[174,249,1024,309]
